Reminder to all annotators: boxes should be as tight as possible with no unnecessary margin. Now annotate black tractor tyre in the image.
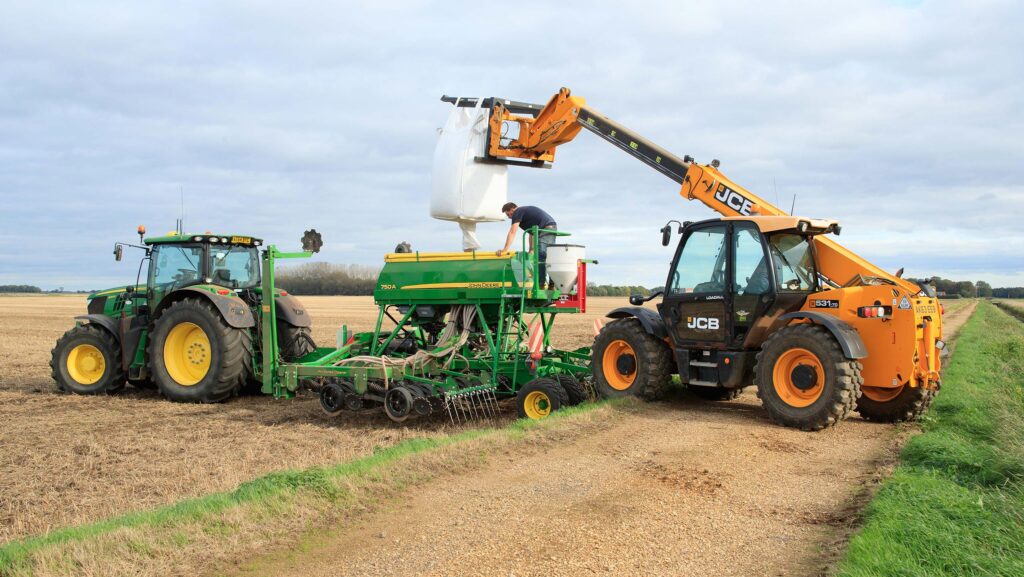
[689,385,743,401]
[857,383,937,423]
[555,374,589,406]
[50,324,126,395]
[278,322,317,361]
[148,298,251,403]
[754,324,862,431]
[591,318,673,401]
[516,377,569,420]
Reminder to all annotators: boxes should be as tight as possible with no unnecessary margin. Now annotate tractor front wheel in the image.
[754,324,861,431]
[149,298,251,403]
[51,325,125,395]
[591,318,673,401]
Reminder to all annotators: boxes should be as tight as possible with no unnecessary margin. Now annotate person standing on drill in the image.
[496,202,557,288]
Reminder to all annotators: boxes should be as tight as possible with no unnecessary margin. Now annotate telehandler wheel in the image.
[555,374,589,406]
[754,324,861,431]
[149,298,251,403]
[516,378,568,420]
[591,318,673,401]
[689,385,743,401]
[856,382,936,423]
[50,324,125,395]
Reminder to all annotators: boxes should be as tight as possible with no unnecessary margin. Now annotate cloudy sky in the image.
[1,0,1021,290]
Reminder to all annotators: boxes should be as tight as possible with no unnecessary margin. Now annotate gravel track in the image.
[228,301,978,577]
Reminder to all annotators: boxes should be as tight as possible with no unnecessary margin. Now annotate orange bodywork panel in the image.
[481,88,944,391]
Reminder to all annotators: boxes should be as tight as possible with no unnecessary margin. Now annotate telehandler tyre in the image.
[592,318,673,401]
[689,385,743,401]
[51,324,126,395]
[149,298,251,403]
[856,383,936,422]
[516,378,568,420]
[754,324,861,431]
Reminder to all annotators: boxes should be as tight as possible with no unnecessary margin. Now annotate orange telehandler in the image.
[441,88,944,430]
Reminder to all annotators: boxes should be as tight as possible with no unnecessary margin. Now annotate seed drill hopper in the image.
[263,228,594,422]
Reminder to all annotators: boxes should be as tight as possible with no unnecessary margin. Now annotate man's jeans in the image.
[537,227,557,287]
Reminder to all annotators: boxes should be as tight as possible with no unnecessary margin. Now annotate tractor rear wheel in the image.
[516,378,568,420]
[689,385,743,401]
[591,318,673,401]
[857,382,936,422]
[555,374,589,406]
[278,322,316,361]
[754,324,861,431]
[149,298,251,403]
[51,325,125,395]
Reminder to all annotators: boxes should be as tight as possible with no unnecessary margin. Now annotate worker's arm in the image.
[496,222,520,256]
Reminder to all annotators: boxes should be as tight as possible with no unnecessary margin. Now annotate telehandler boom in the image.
[442,88,944,430]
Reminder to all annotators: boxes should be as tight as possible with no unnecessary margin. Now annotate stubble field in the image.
[0,294,624,543]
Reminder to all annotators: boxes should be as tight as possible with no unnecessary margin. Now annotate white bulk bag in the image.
[430,99,508,223]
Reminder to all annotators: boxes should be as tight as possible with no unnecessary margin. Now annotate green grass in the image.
[838,302,1024,577]
[0,398,621,575]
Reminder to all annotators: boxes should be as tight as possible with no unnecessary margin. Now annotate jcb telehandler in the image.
[441,88,944,430]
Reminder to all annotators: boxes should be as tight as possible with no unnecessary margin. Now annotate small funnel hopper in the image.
[546,244,585,292]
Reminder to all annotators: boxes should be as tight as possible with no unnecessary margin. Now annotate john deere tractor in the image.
[50,227,319,403]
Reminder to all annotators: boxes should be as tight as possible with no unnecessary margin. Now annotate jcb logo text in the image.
[714,185,754,216]
[687,316,720,330]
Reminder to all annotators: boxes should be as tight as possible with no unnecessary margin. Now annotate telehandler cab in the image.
[441,88,944,430]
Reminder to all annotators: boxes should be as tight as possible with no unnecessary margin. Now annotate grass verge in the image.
[837,301,1024,577]
[0,399,629,577]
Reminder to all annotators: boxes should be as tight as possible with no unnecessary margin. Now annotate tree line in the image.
[275,263,380,296]
[0,285,42,293]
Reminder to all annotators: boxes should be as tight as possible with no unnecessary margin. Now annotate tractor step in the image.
[689,379,718,387]
[690,361,717,368]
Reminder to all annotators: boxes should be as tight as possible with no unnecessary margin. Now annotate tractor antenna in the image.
[789,194,797,216]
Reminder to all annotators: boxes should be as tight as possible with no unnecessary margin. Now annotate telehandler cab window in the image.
[670,226,727,294]
[210,246,260,289]
[735,225,770,295]
[151,245,204,288]
[768,233,817,292]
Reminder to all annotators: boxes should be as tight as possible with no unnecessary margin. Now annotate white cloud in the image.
[0,0,1021,291]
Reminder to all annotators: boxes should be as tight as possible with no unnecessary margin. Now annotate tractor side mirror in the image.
[114,244,123,262]
[660,225,671,246]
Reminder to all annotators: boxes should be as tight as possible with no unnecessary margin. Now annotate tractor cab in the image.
[142,233,263,306]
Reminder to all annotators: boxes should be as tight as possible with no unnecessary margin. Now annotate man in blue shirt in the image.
[496,202,558,288]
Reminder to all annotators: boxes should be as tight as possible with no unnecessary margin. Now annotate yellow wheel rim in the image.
[523,391,552,419]
[163,322,211,386]
[66,344,106,385]
[772,347,825,408]
[602,339,637,391]
[861,384,904,402]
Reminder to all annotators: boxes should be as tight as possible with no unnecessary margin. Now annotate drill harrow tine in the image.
[444,396,456,425]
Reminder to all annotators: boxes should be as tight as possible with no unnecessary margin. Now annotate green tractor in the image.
[50,226,320,403]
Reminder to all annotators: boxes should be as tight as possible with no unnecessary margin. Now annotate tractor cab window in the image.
[209,245,260,289]
[670,225,727,294]
[768,233,817,292]
[150,244,204,288]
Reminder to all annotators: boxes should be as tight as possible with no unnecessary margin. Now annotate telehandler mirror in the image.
[660,225,671,246]
[114,244,123,262]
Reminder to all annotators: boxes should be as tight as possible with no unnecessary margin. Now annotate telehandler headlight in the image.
[858,306,891,318]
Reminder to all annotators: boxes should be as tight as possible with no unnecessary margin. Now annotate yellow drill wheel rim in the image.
[163,322,211,386]
[602,339,637,391]
[66,343,106,385]
[772,347,825,408]
[861,384,905,402]
[523,390,552,419]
